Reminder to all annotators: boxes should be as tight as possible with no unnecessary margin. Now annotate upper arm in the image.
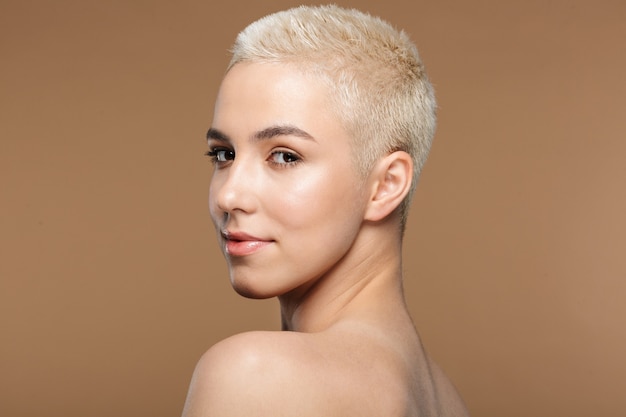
[181,332,329,417]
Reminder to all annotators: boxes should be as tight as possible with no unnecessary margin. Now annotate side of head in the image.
[228,5,436,229]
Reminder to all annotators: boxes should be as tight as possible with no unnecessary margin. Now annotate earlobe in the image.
[364,151,413,222]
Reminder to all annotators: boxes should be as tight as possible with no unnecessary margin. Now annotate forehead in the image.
[212,62,348,145]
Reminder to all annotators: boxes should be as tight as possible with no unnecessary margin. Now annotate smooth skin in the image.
[182,62,469,417]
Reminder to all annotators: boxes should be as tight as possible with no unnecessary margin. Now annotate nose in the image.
[210,159,258,216]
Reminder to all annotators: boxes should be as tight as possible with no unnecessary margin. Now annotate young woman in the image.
[182,5,469,416]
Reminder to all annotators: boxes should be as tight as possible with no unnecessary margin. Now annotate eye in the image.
[268,150,301,166]
[206,147,235,164]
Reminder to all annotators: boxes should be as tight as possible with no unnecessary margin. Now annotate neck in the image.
[278,220,406,333]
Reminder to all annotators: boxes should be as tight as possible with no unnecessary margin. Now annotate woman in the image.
[182,5,469,416]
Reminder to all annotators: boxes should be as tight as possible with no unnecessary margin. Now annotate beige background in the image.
[1,0,625,416]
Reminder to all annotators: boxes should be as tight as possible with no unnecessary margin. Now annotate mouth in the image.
[221,230,273,257]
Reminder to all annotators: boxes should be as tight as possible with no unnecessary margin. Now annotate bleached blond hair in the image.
[228,5,436,229]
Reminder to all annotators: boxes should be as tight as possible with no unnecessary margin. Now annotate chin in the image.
[230,275,280,300]
[233,286,275,300]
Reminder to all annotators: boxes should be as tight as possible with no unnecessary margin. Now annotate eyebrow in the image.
[206,125,316,143]
[206,127,230,142]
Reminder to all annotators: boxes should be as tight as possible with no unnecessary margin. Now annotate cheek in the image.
[273,167,360,229]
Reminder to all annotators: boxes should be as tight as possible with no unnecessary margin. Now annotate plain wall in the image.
[1,0,625,416]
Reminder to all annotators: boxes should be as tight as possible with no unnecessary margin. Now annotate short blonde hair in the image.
[228,5,436,228]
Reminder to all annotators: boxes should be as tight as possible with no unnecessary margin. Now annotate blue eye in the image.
[206,148,235,164]
[269,150,300,165]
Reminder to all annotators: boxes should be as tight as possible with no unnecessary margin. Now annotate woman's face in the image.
[208,62,369,299]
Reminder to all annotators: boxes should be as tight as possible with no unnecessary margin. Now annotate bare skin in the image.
[182,62,469,417]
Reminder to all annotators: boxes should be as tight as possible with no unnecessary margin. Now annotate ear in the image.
[364,151,413,222]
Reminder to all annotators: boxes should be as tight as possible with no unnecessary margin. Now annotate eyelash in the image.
[205,147,302,167]
[268,150,302,167]
[205,147,234,165]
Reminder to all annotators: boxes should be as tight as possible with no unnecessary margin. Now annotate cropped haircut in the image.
[227,5,436,229]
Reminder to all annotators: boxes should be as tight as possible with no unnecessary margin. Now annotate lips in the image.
[222,231,273,257]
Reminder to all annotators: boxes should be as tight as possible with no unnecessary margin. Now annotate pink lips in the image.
[222,231,273,257]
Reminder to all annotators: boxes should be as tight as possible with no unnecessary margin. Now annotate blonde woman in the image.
[183,5,469,416]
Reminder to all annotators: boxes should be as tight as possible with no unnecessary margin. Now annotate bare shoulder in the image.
[181,328,469,417]
[181,331,336,417]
